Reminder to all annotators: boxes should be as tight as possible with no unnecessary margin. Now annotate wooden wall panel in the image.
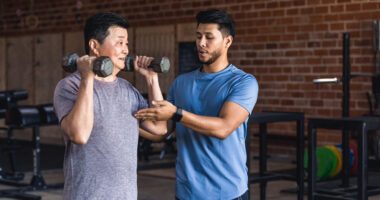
[6,36,34,105]
[34,34,63,104]
[0,38,5,128]
[64,31,85,56]
[0,38,5,90]
[135,25,175,95]
[5,36,34,140]
[177,23,196,42]
[35,34,65,144]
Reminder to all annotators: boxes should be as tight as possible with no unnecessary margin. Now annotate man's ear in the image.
[89,39,100,56]
[225,35,233,48]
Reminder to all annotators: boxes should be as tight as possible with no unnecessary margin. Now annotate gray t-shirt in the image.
[53,72,148,200]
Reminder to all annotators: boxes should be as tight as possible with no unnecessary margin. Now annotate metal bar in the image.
[357,123,368,200]
[296,118,304,200]
[308,123,317,200]
[342,128,350,187]
[342,32,350,118]
[259,123,267,200]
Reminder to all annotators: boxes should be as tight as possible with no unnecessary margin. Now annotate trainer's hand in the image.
[135,100,176,121]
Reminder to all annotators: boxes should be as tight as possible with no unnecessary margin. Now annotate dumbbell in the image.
[124,56,170,73]
[62,53,114,77]
[62,53,170,76]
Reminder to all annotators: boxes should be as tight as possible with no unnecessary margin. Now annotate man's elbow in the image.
[155,127,168,135]
[66,128,91,145]
[211,128,233,140]
[69,136,88,145]
[150,122,168,135]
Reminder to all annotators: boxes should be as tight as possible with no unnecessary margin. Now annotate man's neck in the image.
[95,71,118,82]
[202,58,229,73]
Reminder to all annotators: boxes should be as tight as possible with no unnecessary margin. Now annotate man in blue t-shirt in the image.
[136,9,258,200]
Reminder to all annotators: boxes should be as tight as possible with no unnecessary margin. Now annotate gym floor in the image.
[0,147,380,200]
[3,153,380,199]
[0,157,300,200]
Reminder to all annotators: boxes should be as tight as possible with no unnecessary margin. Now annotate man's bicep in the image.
[140,120,161,135]
[219,101,250,126]
[59,115,71,137]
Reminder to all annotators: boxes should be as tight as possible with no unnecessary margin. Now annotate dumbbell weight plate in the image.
[318,147,335,179]
[62,53,79,73]
[327,145,342,177]
[304,147,334,179]
[324,145,339,178]
[93,56,113,77]
[350,141,358,175]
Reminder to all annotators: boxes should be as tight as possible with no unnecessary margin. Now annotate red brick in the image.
[315,6,329,14]
[362,2,379,10]
[346,3,362,12]
[286,8,299,16]
[308,0,321,5]
[330,23,345,31]
[331,5,344,12]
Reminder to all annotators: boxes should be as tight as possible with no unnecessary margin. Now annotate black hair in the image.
[84,12,129,54]
[196,9,235,38]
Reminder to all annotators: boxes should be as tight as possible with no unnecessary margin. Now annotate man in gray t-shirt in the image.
[53,13,167,200]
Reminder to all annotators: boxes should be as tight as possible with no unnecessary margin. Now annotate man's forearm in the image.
[145,75,163,103]
[179,110,234,139]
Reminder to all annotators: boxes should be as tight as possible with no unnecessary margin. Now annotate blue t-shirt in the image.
[168,64,259,200]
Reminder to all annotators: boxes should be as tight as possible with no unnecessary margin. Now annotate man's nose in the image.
[122,47,128,55]
[199,37,206,47]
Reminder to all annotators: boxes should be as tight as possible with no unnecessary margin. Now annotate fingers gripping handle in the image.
[124,56,170,73]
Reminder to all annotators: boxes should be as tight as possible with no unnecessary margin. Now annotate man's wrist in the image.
[145,74,159,86]
[172,107,183,122]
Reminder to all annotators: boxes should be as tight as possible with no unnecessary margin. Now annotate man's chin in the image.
[110,66,122,73]
[200,60,213,65]
[198,58,209,64]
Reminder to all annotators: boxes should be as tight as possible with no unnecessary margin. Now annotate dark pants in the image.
[175,190,249,200]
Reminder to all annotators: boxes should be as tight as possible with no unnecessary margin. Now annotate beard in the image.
[198,49,222,65]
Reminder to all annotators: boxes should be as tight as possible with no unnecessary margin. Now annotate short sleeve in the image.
[167,78,177,105]
[136,91,148,110]
[53,78,78,124]
[127,84,148,113]
[226,75,259,115]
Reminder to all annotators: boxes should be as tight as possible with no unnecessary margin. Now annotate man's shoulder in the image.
[228,65,256,82]
[56,72,81,89]
[173,69,198,82]
[117,77,133,88]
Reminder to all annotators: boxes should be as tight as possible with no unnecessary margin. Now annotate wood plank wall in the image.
[34,34,65,143]
[135,25,175,95]
[0,38,5,127]
[0,38,5,90]
[4,36,35,140]
[6,36,34,106]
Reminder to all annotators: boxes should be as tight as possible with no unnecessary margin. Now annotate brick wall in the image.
[1,0,379,151]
